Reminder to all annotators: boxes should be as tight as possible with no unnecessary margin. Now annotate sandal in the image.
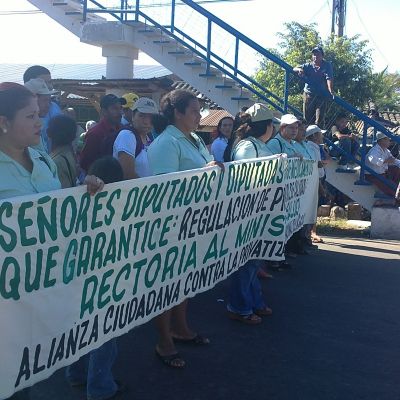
[227,311,262,325]
[312,235,324,243]
[155,349,185,369]
[257,268,274,279]
[254,307,273,317]
[172,333,210,345]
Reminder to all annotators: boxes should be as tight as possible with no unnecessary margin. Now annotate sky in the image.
[0,0,398,73]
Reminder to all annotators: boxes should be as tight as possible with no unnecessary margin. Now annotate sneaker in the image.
[337,164,348,171]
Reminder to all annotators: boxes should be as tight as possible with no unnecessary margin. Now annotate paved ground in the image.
[29,236,400,400]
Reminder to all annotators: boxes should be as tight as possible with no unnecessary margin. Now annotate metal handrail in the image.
[81,0,400,193]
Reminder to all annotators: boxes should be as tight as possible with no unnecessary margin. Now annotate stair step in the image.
[335,168,356,174]
[184,61,203,66]
[137,29,156,34]
[168,51,188,55]
[231,97,250,101]
[215,85,234,89]
[53,2,68,5]
[199,73,216,77]
[153,40,172,45]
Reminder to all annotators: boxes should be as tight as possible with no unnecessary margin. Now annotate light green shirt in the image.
[232,137,273,160]
[265,133,298,156]
[0,147,61,200]
[148,125,213,174]
[293,140,313,159]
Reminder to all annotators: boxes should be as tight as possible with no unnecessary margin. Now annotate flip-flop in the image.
[155,349,186,368]
[254,307,273,317]
[172,334,210,345]
[227,311,262,325]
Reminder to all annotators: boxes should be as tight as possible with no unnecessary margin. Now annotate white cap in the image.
[376,132,387,141]
[131,97,159,114]
[24,78,58,95]
[246,103,280,123]
[280,114,299,126]
[305,124,327,138]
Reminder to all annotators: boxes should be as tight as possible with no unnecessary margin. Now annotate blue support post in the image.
[283,70,289,113]
[171,0,175,33]
[83,0,87,21]
[206,19,212,75]
[234,37,239,77]
[135,0,139,21]
[355,121,371,186]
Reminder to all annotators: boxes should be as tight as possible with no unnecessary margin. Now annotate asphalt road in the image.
[28,236,400,400]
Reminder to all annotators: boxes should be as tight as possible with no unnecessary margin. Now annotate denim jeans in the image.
[227,260,266,315]
[338,137,359,165]
[66,339,118,400]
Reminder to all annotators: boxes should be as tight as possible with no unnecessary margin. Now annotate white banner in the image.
[0,156,317,398]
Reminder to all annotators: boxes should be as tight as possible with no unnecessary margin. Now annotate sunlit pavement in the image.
[30,236,400,400]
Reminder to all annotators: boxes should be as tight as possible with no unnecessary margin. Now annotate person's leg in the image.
[228,260,260,315]
[86,339,118,400]
[66,354,88,386]
[387,165,400,184]
[249,261,267,312]
[338,137,351,165]
[303,93,316,125]
[350,138,359,159]
[154,309,185,367]
[315,97,326,128]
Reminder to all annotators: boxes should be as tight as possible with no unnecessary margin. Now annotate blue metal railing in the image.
[81,0,399,193]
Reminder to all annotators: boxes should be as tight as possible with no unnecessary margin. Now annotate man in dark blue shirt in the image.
[294,46,334,128]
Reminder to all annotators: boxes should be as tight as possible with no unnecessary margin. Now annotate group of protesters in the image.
[1,60,399,400]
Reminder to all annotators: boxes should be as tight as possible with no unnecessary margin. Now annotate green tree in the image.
[370,70,400,111]
[253,22,395,123]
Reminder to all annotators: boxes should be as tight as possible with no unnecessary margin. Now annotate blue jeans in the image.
[66,339,118,400]
[338,137,359,165]
[227,260,266,315]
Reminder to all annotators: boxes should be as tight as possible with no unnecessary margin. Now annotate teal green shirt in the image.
[293,140,313,159]
[265,133,298,156]
[0,147,61,200]
[232,137,273,160]
[148,125,213,174]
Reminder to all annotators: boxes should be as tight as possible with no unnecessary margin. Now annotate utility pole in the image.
[331,0,347,37]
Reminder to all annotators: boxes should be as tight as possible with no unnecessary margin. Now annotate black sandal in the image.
[172,334,210,345]
[155,349,186,368]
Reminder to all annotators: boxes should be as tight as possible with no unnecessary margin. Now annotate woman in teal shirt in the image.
[0,83,103,200]
[148,89,221,368]
[0,82,106,400]
[229,103,276,324]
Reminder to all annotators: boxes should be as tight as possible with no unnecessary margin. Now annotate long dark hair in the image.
[156,89,198,133]
[0,82,35,121]
[216,116,234,138]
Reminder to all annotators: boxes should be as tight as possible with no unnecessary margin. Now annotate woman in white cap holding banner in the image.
[228,103,276,324]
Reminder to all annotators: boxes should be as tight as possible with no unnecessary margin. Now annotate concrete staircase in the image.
[27,0,253,114]
[324,162,376,212]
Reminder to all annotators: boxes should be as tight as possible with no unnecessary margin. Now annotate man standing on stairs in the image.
[365,132,400,201]
[294,46,334,128]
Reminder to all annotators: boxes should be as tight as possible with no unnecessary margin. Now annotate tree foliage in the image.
[254,22,399,115]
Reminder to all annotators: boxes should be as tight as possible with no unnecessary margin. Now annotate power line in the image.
[349,0,390,67]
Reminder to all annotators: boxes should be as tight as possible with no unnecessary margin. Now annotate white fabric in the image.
[366,143,400,174]
[306,141,325,178]
[211,136,228,162]
[113,129,152,178]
